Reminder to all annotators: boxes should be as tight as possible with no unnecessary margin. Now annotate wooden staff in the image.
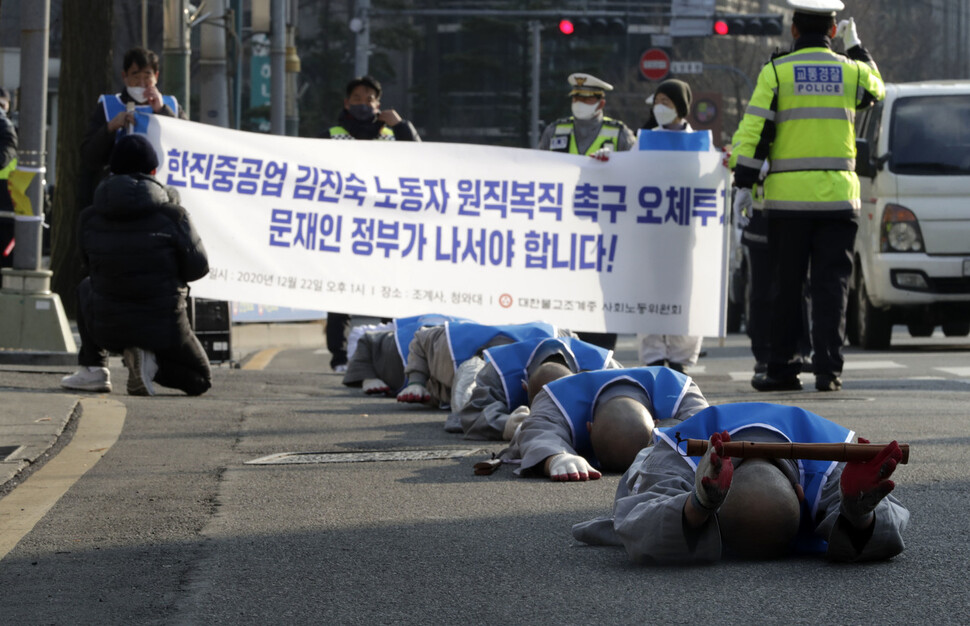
[683,440,910,464]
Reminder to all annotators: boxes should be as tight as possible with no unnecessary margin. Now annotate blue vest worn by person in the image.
[483,337,613,411]
[656,402,853,553]
[392,314,470,366]
[445,321,556,371]
[544,367,691,466]
[99,93,179,138]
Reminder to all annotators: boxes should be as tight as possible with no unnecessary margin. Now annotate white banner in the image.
[145,116,729,336]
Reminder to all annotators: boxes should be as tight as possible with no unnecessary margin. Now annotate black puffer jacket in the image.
[79,173,208,352]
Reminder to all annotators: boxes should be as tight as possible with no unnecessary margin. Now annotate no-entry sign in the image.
[639,48,670,81]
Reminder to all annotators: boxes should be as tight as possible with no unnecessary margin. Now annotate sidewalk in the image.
[0,321,327,491]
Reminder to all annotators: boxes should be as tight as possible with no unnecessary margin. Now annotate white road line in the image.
[0,398,126,560]
[934,366,970,377]
[842,361,905,370]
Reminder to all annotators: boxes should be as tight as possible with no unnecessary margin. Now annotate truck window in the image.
[890,95,970,175]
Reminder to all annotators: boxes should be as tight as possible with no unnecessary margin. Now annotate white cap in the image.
[568,73,613,97]
[787,0,844,15]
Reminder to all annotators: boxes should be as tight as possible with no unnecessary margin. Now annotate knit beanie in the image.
[110,133,159,175]
[654,79,692,119]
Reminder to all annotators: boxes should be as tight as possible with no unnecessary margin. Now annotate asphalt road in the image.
[1,329,969,624]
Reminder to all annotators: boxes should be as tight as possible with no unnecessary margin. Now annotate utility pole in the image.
[285,0,300,136]
[529,20,541,148]
[270,0,286,134]
[353,0,371,78]
[199,0,230,127]
[163,0,191,113]
[0,0,76,353]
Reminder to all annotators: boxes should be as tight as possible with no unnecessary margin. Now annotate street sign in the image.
[639,48,670,81]
[671,60,703,74]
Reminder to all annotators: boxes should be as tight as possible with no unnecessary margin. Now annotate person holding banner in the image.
[501,367,707,481]
[321,75,421,372]
[0,86,17,267]
[536,72,635,353]
[78,47,186,219]
[636,79,704,374]
[61,134,211,397]
[456,336,623,441]
[571,402,908,564]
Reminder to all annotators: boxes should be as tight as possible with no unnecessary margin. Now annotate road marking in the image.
[934,366,970,377]
[0,398,126,560]
[843,360,904,370]
[242,348,282,370]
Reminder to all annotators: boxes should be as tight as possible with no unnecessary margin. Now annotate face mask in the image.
[348,104,377,122]
[653,103,678,126]
[126,86,147,103]
[571,101,600,121]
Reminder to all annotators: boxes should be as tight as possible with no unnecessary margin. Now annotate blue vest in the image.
[99,93,179,138]
[392,314,470,366]
[544,367,691,466]
[656,402,854,553]
[484,337,612,411]
[445,321,556,371]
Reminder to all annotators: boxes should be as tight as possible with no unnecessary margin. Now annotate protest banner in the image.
[145,116,730,335]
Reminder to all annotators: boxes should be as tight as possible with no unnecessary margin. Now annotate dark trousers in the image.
[766,216,857,380]
[76,277,212,395]
[745,214,813,368]
[326,312,351,367]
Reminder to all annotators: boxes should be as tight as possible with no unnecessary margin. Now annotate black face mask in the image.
[348,104,377,122]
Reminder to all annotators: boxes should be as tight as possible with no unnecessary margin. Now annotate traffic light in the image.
[557,16,626,37]
[712,14,783,36]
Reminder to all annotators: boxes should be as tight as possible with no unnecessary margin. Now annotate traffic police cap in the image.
[786,0,844,15]
[568,73,613,97]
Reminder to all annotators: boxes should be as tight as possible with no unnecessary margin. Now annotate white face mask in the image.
[571,101,600,121]
[126,86,147,103]
[653,103,678,126]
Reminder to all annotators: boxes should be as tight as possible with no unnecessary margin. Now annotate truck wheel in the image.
[942,321,970,337]
[907,321,935,337]
[855,272,892,350]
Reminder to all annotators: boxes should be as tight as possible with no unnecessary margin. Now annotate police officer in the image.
[538,73,635,351]
[320,76,420,371]
[731,0,884,393]
[538,72,635,160]
[0,87,17,267]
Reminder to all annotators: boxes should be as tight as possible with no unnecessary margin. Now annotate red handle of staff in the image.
[683,440,909,464]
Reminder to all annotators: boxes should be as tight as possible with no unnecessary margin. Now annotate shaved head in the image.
[527,362,572,404]
[589,396,655,473]
[717,459,801,559]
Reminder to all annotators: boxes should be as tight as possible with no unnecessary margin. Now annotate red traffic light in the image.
[559,19,575,35]
[713,19,729,35]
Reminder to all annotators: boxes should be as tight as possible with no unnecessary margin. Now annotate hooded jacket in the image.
[78,173,208,351]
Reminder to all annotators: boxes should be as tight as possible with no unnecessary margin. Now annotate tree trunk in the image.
[50,0,113,318]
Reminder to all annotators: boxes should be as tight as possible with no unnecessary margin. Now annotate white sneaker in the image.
[333,364,348,373]
[60,366,112,392]
[123,347,158,396]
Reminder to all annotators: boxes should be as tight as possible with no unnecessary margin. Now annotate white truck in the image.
[847,81,970,349]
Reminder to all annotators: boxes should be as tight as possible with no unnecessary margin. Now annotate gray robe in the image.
[341,330,405,392]
[501,378,709,475]
[458,357,624,441]
[572,437,910,564]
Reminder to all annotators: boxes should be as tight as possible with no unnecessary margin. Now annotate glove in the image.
[591,144,612,162]
[840,438,902,526]
[396,383,431,403]
[693,431,734,511]
[547,452,601,481]
[503,405,530,441]
[836,18,862,49]
[362,378,390,395]
[733,188,752,229]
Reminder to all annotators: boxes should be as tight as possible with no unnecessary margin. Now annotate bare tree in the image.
[50,0,113,317]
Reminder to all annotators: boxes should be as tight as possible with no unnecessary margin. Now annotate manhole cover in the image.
[245,448,489,465]
[0,445,20,461]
